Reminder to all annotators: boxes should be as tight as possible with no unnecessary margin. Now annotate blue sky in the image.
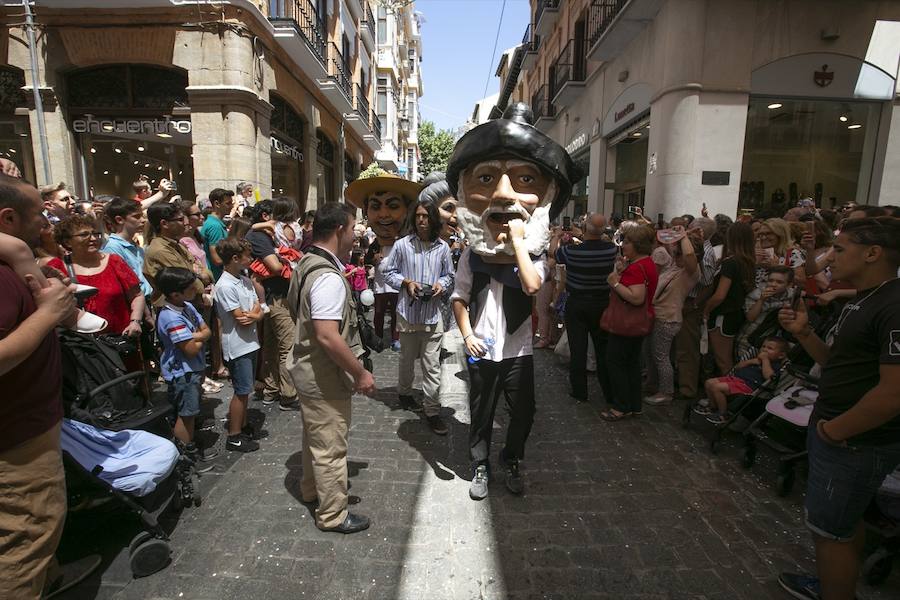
[417,0,530,131]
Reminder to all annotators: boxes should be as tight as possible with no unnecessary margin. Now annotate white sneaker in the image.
[75,310,107,334]
[643,394,673,406]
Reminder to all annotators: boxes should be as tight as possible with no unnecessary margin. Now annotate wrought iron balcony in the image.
[327,42,352,102]
[550,38,586,106]
[534,0,561,38]
[268,0,327,66]
[364,3,376,41]
[531,83,556,129]
[354,83,370,121]
[588,0,628,49]
[521,23,540,71]
[371,110,382,141]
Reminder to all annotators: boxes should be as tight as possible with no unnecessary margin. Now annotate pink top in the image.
[344,264,368,292]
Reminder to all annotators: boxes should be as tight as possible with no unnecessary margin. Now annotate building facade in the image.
[510,0,900,221]
[374,1,423,181]
[0,0,384,212]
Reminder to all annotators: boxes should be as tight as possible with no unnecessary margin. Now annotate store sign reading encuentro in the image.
[271,137,303,162]
[72,116,192,135]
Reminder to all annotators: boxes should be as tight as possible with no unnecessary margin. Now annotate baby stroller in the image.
[59,330,202,577]
[862,467,900,585]
[741,365,818,496]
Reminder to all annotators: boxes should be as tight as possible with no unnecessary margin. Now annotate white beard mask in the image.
[456,204,552,257]
[456,175,556,257]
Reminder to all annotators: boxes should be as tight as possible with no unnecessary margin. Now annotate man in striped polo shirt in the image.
[554,213,618,403]
[380,200,455,435]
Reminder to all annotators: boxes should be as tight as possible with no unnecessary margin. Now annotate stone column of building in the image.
[872,99,900,205]
[7,27,76,187]
[177,28,274,199]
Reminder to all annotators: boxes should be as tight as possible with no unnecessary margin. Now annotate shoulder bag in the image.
[599,261,653,337]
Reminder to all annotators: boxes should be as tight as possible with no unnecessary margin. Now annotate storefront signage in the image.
[270,137,303,162]
[751,52,895,100]
[565,132,587,155]
[602,83,652,138]
[614,103,635,123]
[73,116,191,135]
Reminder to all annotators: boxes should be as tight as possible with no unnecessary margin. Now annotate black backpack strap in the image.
[288,262,336,321]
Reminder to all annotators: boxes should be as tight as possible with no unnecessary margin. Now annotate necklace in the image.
[832,278,897,336]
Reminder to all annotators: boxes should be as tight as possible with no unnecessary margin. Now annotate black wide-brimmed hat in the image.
[446,102,584,221]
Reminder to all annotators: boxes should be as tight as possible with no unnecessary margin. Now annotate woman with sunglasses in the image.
[47,214,144,338]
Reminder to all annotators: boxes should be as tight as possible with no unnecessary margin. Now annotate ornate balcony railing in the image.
[532,84,556,121]
[268,0,327,66]
[550,38,585,98]
[534,0,560,28]
[371,110,382,141]
[327,42,352,101]
[588,0,628,49]
[355,83,370,120]
[363,3,376,41]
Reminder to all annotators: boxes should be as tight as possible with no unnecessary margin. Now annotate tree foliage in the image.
[417,120,456,181]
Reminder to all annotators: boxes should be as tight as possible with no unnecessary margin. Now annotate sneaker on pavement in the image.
[426,415,448,436]
[469,465,489,501]
[777,572,821,600]
[504,458,524,495]
[279,397,301,411]
[226,433,260,453]
[644,394,673,406]
[391,340,401,352]
[706,413,728,425]
[692,403,713,416]
[261,394,278,406]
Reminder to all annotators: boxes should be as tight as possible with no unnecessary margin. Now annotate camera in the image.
[417,283,434,301]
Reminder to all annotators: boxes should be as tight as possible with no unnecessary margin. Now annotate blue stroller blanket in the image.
[61,418,179,497]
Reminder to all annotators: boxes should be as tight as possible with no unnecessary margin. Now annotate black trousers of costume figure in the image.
[564,295,612,402]
[468,355,535,469]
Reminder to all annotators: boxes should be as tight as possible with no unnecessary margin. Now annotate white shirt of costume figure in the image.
[366,191,409,244]
[455,159,555,257]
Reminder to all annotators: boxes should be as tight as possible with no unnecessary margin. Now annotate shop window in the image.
[739,98,881,214]
[270,95,305,145]
[66,65,193,200]
[270,96,305,208]
[316,130,335,204]
[0,66,35,184]
[66,64,188,111]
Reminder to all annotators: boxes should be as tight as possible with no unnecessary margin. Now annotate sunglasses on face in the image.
[70,231,102,240]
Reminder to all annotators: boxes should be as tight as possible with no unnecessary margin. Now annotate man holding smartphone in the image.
[777,217,900,600]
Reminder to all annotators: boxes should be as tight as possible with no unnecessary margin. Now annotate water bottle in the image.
[467,337,495,364]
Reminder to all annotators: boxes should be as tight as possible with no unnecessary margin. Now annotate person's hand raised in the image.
[778,299,810,336]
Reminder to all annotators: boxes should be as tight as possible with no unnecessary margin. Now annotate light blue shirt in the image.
[102,233,152,296]
[380,234,454,326]
[213,271,261,361]
[156,302,206,381]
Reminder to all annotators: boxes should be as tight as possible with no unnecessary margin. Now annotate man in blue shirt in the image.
[101,197,153,297]
[199,188,233,281]
[381,200,454,435]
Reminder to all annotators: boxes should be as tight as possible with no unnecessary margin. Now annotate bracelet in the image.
[130,318,141,324]
[613,282,621,288]
[463,334,472,341]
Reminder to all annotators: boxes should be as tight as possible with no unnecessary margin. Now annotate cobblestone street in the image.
[58,330,899,600]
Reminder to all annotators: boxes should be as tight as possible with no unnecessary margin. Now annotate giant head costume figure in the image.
[345,170,422,247]
[447,103,582,259]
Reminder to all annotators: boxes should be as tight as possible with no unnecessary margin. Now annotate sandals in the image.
[599,409,630,422]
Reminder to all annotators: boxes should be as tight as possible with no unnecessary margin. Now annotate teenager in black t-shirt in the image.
[777,217,900,600]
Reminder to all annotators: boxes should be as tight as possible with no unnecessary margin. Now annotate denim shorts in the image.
[805,426,900,541]
[225,351,258,396]
[167,372,202,417]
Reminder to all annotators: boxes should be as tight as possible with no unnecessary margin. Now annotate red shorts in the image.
[718,376,754,396]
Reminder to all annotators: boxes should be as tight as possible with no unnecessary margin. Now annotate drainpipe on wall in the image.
[23,0,52,184]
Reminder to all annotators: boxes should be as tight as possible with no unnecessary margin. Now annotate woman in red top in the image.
[600,224,659,421]
[48,214,144,337]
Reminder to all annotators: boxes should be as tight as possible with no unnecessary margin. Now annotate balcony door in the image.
[573,17,586,81]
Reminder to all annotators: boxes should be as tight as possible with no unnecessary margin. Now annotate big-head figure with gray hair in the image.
[447,103,582,260]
